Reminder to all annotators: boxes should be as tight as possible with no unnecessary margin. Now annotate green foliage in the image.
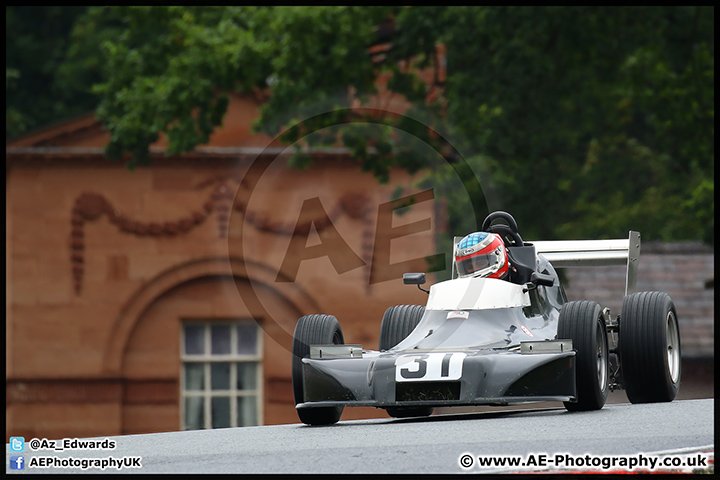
[85,6,394,166]
[435,6,714,243]
[6,6,98,139]
[7,6,714,245]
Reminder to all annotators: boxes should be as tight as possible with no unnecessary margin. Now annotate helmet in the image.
[455,232,510,279]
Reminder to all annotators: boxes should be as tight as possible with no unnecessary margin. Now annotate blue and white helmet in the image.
[455,232,510,279]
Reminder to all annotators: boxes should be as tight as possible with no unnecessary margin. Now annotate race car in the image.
[291,211,682,425]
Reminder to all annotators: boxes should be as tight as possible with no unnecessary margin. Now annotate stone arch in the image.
[103,256,321,376]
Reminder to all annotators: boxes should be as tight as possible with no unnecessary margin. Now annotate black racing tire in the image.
[292,314,344,425]
[386,406,434,418]
[558,300,609,411]
[379,305,433,418]
[619,292,681,403]
[378,304,426,351]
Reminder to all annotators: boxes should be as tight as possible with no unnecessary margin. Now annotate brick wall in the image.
[6,156,439,438]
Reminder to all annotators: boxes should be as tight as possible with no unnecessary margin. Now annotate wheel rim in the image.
[666,311,680,383]
[596,320,607,390]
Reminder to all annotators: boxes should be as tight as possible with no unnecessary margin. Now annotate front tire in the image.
[379,304,425,351]
[378,305,433,418]
[619,291,681,403]
[292,314,344,425]
[558,301,609,411]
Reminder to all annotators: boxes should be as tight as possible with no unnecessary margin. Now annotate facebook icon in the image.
[9,455,25,470]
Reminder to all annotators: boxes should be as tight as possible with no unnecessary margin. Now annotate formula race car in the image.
[291,211,681,425]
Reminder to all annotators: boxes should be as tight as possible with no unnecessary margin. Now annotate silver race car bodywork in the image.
[292,212,680,425]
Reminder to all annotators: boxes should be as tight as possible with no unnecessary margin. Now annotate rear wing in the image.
[532,231,641,296]
[453,231,641,296]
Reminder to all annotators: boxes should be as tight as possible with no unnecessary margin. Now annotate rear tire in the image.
[292,314,344,425]
[619,292,681,403]
[558,301,609,411]
[379,304,425,351]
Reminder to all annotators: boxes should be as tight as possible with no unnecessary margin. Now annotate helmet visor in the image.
[457,251,500,277]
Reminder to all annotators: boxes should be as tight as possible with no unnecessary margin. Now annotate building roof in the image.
[7,36,447,162]
[5,93,287,160]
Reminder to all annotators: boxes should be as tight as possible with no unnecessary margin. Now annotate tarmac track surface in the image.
[6,398,713,474]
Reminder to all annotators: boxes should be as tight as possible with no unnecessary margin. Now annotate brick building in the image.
[6,94,444,439]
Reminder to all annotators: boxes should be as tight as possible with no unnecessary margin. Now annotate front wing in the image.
[297,349,576,409]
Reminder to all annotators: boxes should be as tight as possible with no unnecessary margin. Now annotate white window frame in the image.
[180,319,263,429]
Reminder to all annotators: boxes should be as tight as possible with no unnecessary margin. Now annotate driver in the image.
[455,231,510,280]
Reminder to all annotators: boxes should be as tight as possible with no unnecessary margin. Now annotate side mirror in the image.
[403,273,429,294]
[403,273,426,285]
[531,271,554,287]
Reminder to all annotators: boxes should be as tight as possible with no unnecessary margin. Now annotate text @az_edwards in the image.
[28,437,115,452]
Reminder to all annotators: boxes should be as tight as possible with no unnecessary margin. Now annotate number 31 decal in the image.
[395,352,466,382]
